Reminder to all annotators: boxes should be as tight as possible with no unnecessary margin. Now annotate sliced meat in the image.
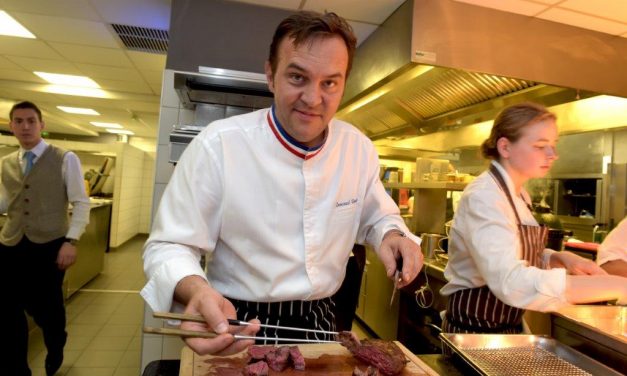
[340,334,407,376]
[244,360,269,376]
[288,345,306,371]
[265,346,291,372]
[248,345,274,361]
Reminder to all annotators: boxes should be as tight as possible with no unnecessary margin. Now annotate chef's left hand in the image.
[57,242,77,270]
[379,230,423,288]
[551,251,607,275]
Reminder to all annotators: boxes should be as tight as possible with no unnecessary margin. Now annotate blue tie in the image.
[23,151,35,175]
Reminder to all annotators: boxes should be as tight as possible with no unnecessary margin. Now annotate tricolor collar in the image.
[267,106,326,160]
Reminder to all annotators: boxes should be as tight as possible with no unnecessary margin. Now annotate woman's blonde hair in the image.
[481,102,556,160]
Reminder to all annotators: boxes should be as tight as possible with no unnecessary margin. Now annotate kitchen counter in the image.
[551,305,626,372]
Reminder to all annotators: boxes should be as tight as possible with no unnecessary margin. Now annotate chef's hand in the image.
[551,251,607,275]
[174,275,260,356]
[57,242,77,270]
[379,230,423,288]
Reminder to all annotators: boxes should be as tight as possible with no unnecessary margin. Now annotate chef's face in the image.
[10,108,44,149]
[265,35,348,148]
[499,118,559,180]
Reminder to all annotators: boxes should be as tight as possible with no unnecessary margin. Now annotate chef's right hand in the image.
[174,275,260,355]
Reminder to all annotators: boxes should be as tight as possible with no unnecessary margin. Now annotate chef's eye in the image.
[289,73,304,83]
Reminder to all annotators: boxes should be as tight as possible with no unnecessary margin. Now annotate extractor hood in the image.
[174,66,274,110]
[338,0,627,142]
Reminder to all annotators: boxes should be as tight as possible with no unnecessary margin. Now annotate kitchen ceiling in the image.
[0,0,625,141]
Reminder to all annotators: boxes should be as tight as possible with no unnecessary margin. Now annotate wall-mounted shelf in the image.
[383,182,467,191]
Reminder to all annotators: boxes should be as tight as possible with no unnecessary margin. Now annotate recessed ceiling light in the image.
[44,85,108,98]
[34,72,100,88]
[90,122,123,129]
[106,129,134,135]
[0,10,35,38]
[57,106,100,115]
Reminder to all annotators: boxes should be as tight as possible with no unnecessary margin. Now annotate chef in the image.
[141,10,422,356]
[597,217,627,277]
[441,102,627,335]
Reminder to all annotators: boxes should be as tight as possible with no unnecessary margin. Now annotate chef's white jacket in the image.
[441,161,568,312]
[597,217,627,266]
[141,108,419,312]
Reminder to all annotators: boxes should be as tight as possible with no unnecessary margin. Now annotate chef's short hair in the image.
[481,102,556,160]
[10,101,43,122]
[268,11,357,78]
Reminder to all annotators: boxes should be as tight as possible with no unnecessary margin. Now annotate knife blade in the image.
[389,256,403,307]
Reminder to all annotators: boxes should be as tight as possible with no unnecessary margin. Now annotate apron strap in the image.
[489,164,523,226]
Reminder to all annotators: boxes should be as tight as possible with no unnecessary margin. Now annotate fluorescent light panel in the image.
[0,10,35,38]
[106,129,134,135]
[90,122,123,129]
[44,85,108,98]
[34,72,100,88]
[57,106,100,115]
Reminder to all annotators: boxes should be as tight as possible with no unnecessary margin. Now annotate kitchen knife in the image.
[389,256,403,307]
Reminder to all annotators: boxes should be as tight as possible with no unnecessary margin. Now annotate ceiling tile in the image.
[76,63,145,82]
[559,0,627,24]
[0,36,64,59]
[148,82,162,95]
[11,12,119,48]
[226,0,302,10]
[5,56,81,75]
[126,51,166,71]
[97,78,154,95]
[452,0,548,16]
[0,69,43,84]
[538,8,627,35]
[0,0,101,21]
[90,0,171,29]
[48,42,134,67]
[0,56,22,70]
[304,0,405,24]
[139,69,165,85]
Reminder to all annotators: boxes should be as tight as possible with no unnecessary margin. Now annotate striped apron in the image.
[229,297,337,344]
[442,164,548,334]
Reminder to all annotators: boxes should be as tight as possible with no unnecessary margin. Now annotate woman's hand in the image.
[551,251,607,275]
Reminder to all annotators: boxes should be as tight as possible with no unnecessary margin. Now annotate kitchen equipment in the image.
[440,333,622,376]
[420,233,445,260]
[148,311,339,343]
[179,341,437,376]
[389,257,403,307]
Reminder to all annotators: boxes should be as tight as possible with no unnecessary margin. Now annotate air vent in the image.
[111,24,169,54]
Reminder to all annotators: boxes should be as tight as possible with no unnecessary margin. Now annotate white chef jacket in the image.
[440,161,567,312]
[141,107,419,312]
[0,139,90,240]
[597,217,627,266]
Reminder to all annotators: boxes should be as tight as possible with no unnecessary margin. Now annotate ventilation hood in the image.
[174,67,274,110]
[338,0,627,142]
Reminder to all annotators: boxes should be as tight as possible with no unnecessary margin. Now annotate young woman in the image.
[440,102,627,334]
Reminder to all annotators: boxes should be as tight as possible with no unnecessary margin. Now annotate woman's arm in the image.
[565,275,627,304]
[550,251,607,275]
[600,259,627,278]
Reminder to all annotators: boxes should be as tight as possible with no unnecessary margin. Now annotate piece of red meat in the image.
[338,331,407,376]
[248,346,274,361]
[244,360,269,376]
[265,346,291,372]
[288,345,305,371]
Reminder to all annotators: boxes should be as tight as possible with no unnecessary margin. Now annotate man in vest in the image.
[0,101,90,376]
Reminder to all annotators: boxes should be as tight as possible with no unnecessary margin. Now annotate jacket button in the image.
[24,184,30,189]
[24,212,29,215]
[24,198,30,203]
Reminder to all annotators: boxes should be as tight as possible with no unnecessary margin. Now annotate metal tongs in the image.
[389,256,403,307]
[144,311,339,343]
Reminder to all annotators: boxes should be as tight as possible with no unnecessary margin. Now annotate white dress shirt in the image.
[141,108,419,312]
[0,140,90,240]
[597,217,627,266]
[441,161,567,312]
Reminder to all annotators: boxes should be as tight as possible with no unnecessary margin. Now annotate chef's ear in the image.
[496,136,510,159]
[264,61,275,93]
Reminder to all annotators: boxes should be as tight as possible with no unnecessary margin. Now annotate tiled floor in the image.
[27,235,147,376]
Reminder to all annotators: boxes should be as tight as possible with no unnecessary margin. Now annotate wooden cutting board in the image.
[179,342,439,376]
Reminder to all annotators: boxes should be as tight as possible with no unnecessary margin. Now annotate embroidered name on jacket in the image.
[336,198,358,207]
